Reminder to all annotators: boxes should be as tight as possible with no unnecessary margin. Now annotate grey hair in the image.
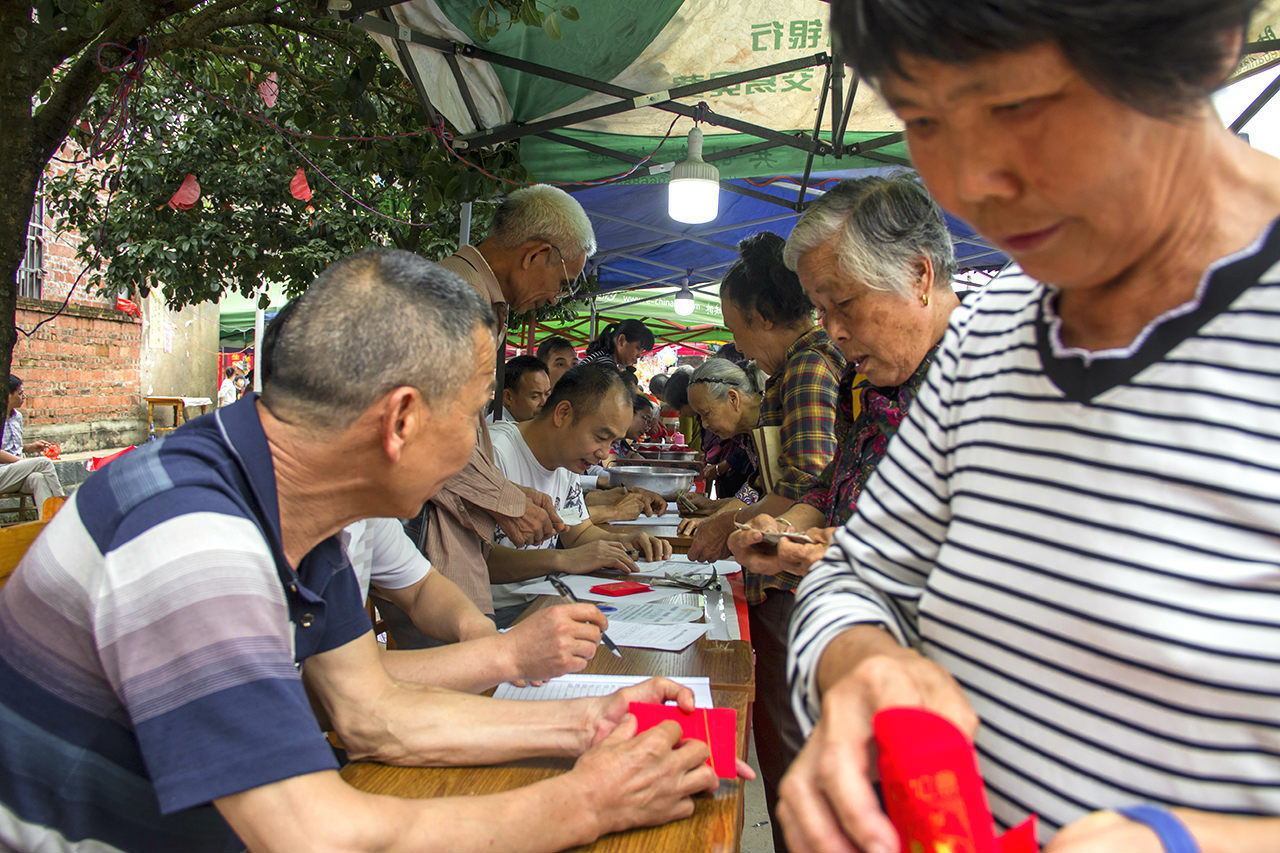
[783,174,956,300]
[489,184,598,259]
[261,248,497,431]
[688,358,768,402]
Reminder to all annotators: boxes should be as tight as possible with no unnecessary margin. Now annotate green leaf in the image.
[543,11,562,39]
[468,7,485,38]
[559,5,579,21]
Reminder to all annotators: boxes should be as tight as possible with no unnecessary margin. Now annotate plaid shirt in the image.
[749,327,845,603]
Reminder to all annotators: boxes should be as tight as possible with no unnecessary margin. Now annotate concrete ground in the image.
[741,737,777,853]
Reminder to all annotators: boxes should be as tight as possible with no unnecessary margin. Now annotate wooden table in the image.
[342,529,756,852]
[144,395,213,438]
[343,689,751,853]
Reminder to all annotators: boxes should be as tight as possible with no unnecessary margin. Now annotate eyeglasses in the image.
[550,245,587,299]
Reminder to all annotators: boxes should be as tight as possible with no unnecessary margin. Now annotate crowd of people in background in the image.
[4,1,1280,851]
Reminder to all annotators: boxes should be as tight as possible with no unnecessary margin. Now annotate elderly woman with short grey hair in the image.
[729,174,961,577]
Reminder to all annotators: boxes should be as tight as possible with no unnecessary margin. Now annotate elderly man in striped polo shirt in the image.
[0,248,727,853]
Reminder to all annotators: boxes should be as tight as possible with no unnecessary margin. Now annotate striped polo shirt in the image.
[789,219,1280,840]
[0,395,370,852]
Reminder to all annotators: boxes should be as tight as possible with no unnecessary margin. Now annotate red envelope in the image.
[875,707,1038,853]
[629,702,737,779]
[589,580,652,596]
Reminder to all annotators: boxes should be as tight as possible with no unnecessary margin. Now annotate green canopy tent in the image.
[509,283,728,356]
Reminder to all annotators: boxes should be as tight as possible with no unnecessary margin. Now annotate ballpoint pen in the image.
[547,575,623,658]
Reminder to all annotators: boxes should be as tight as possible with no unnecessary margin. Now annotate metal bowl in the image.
[659,451,698,461]
[608,466,698,500]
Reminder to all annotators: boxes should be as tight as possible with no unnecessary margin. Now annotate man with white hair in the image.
[390,185,600,647]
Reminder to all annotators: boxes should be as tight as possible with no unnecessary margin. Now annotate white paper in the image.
[605,601,704,624]
[494,673,713,707]
[606,511,683,526]
[605,620,708,652]
[513,574,688,606]
[640,554,742,577]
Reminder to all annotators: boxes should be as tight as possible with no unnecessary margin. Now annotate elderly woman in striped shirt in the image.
[727,175,961,577]
[782,2,1280,853]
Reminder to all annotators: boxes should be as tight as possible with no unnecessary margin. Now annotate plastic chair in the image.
[0,518,49,590]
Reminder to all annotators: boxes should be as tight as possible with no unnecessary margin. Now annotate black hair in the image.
[8,375,22,394]
[535,335,576,362]
[584,319,655,360]
[224,366,236,379]
[662,367,693,410]
[537,363,627,422]
[620,368,641,395]
[503,354,549,391]
[260,297,301,388]
[717,342,747,365]
[721,232,813,326]
[632,392,657,414]
[831,0,1259,119]
[648,373,670,398]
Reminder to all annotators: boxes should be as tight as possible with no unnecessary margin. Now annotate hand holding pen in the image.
[547,575,623,658]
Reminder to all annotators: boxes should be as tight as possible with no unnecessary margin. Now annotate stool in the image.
[1,493,35,526]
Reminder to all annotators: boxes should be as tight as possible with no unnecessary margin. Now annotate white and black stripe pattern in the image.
[788,221,1280,840]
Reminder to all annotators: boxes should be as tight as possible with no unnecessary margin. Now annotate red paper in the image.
[875,708,1038,853]
[41,442,61,461]
[257,71,278,108]
[166,174,200,210]
[85,445,135,472]
[289,168,312,202]
[629,702,737,779]
[589,580,651,596]
[115,296,141,318]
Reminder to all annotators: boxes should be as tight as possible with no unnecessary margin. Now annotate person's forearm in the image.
[775,502,825,532]
[1171,811,1280,853]
[733,493,792,522]
[0,450,20,464]
[378,633,517,694]
[406,573,495,643]
[487,545,565,583]
[218,765,603,853]
[815,623,911,699]
[333,681,592,766]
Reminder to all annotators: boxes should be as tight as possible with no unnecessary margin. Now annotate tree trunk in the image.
[0,94,44,419]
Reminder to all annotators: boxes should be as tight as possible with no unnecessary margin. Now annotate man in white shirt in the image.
[345,518,609,691]
[487,364,673,626]
[217,365,240,407]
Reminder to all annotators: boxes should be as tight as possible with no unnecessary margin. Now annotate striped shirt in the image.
[0,395,369,852]
[789,220,1280,841]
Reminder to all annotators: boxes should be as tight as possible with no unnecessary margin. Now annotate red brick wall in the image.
[12,299,144,451]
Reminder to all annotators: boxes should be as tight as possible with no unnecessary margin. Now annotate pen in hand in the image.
[547,575,623,658]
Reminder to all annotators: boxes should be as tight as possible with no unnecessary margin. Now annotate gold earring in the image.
[921,292,930,307]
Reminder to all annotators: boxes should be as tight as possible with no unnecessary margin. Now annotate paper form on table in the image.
[604,620,708,652]
[494,674,714,707]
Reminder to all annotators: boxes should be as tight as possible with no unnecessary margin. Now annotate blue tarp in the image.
[576,169,1008,294]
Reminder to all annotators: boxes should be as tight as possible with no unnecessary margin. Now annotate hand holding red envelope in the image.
[875,707,1039,853]
[629,702,737,779]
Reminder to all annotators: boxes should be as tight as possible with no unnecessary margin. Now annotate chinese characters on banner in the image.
[672,19,830,96]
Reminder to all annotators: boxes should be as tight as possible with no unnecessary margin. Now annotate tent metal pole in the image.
[836,77,858,154]
[347,14,835,157]
[590,296,599,339]
[377,9,441,129]
[453,54,832,150]
[460,202,472,246]
[1231,70,1280,132]
[797,61,833,211]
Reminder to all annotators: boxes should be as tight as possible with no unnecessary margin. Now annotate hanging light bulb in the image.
[674,280,696,316]
[668,126,719,224]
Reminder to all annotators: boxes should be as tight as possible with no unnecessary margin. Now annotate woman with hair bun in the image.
[579,318,655,370]
[682,230,844,853]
